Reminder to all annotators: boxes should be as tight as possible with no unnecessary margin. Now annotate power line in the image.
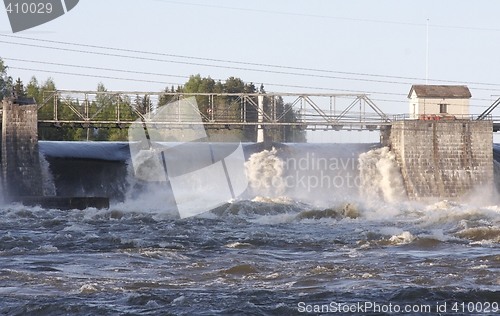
[2,34,500,88]
[5,64,368,95]
[3,57,406,96]
[151,0,500,32]
[4,41,432,90]
[4,40,500,94]
[5,57,189,80]
[0,39,415,86]
[9,67,182,86]
[9,66,493,111]
[6,60,496,107]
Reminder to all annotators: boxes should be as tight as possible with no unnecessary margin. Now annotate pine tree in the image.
[14,78,26,97]
[0,57,13,101]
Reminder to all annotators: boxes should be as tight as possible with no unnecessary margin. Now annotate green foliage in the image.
[10,71,305,143]
[282,106,307,143]
[26,77,39,100]
[14,78,26,97]
[82,83,143,141]
[36,77,58,121]
[0,57,13,101]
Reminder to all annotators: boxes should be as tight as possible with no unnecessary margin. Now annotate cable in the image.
[9,67,182,86]
[4,40,500,95]
[0,40,420,86]
[6,57,417,96]
[7,61,496,108]
[10,65,492,115]
[4,57,189,80]
[4,60,412,97]
[2,34,500,88]
[151,0,500,32]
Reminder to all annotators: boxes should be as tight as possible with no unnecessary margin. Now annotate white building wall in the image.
[410,91,419,119]
[409,91,470,119]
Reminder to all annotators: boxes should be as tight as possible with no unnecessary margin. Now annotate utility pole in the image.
[426,19,429,85]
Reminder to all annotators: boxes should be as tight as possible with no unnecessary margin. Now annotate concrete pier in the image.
[1,97,43,197]
[1,96,109,209]
[386,120,493,201]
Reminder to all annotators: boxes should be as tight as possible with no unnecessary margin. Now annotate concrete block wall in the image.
[2,99,43,197]
[389,120,493,201]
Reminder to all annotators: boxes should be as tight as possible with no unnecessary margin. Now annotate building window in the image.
[439,103,447,114]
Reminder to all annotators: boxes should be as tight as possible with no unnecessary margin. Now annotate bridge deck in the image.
[2,91,499,132]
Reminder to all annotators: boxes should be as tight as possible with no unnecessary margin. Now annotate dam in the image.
[1,85,499,207]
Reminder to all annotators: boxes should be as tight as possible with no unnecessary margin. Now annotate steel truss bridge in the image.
[20,90,500,131]
[34,90,392,131]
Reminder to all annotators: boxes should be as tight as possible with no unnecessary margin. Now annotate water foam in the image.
[112,160,179,216]
[244,148,285,197]
[358,147,406,203]
[39,152,56,196]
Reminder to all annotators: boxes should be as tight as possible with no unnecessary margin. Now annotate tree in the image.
[25,76,78,141]
[181,74,216,115]
[224,76,245,93]
[159,76,276,142]
[183,74,203,92]
[0,57,13,100]
[282,102,307,142]
[37,77,57,120]
[5,69,306,142]
[14,78,26,97]
[26,76,40,101]
[132,94,152,115]
[158,85,180,107]
[95,82,109,108]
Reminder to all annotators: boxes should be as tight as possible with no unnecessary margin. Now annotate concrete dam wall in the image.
[0,95,495,206]
[0,97,108,209]
[387,120,493,201]
[1,98,43,197]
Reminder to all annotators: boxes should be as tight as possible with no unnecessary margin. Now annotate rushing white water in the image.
[114,159,178,216]
[358,146,407,203]
[243,144,408,205]
[244,148,286,197]
[39,152,56,196]
[3,142,500,315]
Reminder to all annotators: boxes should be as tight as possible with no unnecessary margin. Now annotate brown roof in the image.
[408,85,471,99]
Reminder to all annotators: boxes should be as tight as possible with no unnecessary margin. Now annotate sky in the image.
[1,0,500,142]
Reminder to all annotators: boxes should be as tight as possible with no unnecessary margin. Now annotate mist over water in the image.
[1,142,500,315]
[359,147,407,203]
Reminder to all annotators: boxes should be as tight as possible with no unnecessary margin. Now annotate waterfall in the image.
[39,153,56,196]
[244,148,286,197]
[358,147,407,203]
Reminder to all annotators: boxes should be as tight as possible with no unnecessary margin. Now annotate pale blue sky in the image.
[1,0,500,142]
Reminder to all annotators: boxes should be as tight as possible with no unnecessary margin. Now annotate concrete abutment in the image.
[386,120,493,201]
[1,97,43,197]
[0,96,109,209]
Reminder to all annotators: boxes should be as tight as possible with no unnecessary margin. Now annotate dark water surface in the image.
[1,142,500,315]
[2,199,500,315]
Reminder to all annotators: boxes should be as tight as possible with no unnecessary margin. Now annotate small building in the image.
[408,85,471,119]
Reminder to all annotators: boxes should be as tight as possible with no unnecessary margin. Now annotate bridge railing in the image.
[393,114,494,121]
[31,91,392,130]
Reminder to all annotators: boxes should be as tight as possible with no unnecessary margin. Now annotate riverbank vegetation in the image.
[0,58,306,142]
